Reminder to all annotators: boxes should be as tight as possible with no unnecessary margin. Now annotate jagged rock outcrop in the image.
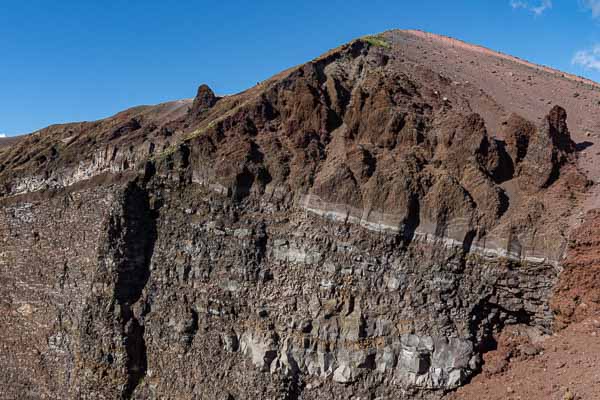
[188,84,218,121]
[517,106,576,191]
[0,30,591,400]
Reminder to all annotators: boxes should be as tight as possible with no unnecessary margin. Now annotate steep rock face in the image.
[0,187,115,399]
[0,177,560,399]
[76,182,156,399]
[0,99,191,197]
[0,31,591,399]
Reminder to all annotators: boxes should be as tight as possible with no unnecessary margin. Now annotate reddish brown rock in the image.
[188,84,218,120]
[518,106,576,192]
[504,113,535,165]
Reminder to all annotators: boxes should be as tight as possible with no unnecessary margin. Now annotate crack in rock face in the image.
[75,182,156,399]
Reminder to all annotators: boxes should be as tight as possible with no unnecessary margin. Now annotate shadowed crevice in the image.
[115,182,157,399]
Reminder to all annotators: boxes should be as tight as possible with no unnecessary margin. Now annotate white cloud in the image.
[511,0,528,8]
[572,45,600,71]
[0,134,6,138]
[510,0,552,15]
[582,0,600,18]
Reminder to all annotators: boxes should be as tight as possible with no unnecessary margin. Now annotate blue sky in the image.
[1,0,600,136]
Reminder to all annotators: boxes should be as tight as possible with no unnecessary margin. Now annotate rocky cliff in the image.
[0,30,597,399]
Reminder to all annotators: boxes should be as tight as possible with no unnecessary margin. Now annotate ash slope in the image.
[0,30,597,400]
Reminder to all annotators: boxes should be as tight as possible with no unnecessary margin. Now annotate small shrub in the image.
[362,35,391,49]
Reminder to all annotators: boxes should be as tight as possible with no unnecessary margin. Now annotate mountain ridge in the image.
[4,29,599,142]
[402,29,600,88]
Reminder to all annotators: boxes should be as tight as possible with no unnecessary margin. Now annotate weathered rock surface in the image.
[188,84,219,122]
[0,30,594,399]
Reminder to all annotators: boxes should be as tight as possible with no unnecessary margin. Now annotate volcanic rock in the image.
[0,30,595,400]
[188,84,218,120]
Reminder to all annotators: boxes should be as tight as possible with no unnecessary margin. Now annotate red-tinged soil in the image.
[449,207,600,400]
[447,317,600,400]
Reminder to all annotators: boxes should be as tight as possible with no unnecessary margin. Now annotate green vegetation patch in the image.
[152,143,178,161]
[362,35,391,49]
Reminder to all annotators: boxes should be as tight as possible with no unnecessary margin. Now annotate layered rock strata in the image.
[0,31,591,399]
